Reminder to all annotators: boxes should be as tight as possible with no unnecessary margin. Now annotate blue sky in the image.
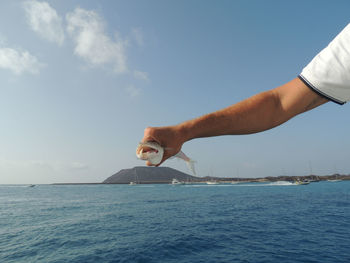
[0,0,350,184]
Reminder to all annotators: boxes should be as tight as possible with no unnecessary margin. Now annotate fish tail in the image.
[186,159,196,176]
[174,151,196,175]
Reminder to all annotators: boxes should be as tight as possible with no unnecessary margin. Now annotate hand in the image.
[141,126,185,166]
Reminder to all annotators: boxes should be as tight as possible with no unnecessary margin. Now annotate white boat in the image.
[206,181,219,185]
[327,179,342,182]
[328,174,342,182]
[294,179,310,185]
[171,178,185,185]
[129,181,137,185]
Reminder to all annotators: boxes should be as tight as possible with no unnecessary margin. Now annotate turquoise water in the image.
[1,181,349,263]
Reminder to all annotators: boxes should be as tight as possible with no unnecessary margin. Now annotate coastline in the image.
[51,173,350,185]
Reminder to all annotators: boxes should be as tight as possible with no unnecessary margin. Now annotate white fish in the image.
[136,141,196,175]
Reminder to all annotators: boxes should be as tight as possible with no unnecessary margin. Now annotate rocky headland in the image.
[102,166,350,184]
[103,166,197,184]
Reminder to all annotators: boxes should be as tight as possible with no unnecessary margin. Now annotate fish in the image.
[136,141,164,165]
[136,141,196,175]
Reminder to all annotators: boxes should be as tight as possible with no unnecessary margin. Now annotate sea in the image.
[1,181,349,263]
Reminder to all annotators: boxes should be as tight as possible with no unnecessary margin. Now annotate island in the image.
[102,166,350,184]
[103,166,197,184]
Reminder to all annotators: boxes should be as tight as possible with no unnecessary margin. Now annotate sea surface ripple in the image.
[1,181,350,262]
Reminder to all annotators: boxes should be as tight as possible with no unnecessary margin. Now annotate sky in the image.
[1,0,350,184]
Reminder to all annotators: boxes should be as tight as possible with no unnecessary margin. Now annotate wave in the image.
[234,181,295,187]
[263,181,294,186]
[183,181,295,187]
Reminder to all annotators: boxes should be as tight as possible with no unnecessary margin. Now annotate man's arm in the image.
[142,78,328,165]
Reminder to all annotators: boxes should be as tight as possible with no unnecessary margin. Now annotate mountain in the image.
[103,166,199,184]
[102,167,350,184]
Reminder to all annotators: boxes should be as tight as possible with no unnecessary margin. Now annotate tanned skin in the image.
[141,78,329,166]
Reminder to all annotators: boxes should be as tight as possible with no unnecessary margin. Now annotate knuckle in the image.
[144,127,154,136]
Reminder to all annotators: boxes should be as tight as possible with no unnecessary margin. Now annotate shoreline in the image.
[51,174,350,185]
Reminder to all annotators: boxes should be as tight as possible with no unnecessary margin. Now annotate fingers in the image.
[140,125,182,167]
[142,127,159,144]
[156,149,175,166]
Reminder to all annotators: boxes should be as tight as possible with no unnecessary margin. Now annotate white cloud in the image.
[23,0,64,45]
[126,84,141,97]
[133,70,149,81]
[131,28,144,47]
[66,8,128,74]
[0,47,44,75]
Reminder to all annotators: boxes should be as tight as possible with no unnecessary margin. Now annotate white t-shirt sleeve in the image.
[299,23,350,105]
